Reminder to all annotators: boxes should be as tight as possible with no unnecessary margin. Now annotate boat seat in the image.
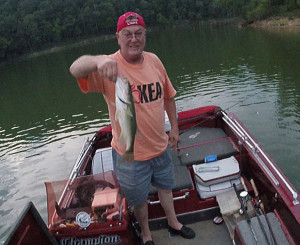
[92,147,114,174]
[177,127,238,166]
[93,147,193,196]
[149,158,193,196]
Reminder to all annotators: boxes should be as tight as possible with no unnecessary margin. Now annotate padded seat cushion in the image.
[177,127,238,166]
[149,165,193,196]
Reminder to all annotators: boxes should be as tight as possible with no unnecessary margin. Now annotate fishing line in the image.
[177,94,252,137]
[223,96,252,112]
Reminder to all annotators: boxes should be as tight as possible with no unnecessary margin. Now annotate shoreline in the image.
[2,17,299,66]
[247,17,300,29]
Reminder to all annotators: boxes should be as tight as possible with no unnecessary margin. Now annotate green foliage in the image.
[0,0,298,60]
[246,0,271,20]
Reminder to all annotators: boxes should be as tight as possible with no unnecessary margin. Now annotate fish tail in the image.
[120,151,134,163]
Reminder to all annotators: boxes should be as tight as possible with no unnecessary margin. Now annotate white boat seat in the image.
[92,147,114,174]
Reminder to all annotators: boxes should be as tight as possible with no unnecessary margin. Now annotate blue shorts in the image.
[112,146,175,207]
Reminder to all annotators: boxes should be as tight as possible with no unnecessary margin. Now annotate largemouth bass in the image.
[115,76,137,162]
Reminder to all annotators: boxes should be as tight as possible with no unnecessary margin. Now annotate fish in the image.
[115,76,137,163]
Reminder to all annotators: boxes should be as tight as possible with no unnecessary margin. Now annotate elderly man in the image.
[69,12,195,245]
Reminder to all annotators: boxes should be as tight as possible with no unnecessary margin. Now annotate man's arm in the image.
[69,55,118,82]
[164,97,179,150]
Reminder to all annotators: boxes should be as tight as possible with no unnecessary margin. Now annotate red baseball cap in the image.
[117,12,145,32]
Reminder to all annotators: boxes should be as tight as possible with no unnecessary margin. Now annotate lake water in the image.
[0,25,299,241]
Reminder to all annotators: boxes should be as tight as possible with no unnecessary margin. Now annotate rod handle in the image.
[250,178,265,213]
[240,177,248,192]
[250,179,259,197]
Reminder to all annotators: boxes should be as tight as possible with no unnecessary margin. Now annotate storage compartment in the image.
[193,156,242,199]
[193,156,240,186]
[195,177,243,199]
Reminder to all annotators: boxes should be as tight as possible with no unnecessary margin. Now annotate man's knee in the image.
[157,188,173,200]
[157,188,172,195]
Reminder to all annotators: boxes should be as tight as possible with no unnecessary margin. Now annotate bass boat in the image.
[5,106,300,245]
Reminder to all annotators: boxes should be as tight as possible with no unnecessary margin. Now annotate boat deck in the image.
[151,219,233,245]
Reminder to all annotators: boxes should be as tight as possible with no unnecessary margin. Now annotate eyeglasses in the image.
[121,31,145,41]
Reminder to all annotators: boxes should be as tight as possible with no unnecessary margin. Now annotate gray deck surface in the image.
[151,219,233,245]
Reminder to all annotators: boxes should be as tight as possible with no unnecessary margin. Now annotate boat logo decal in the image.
[60,235,121,245]
[189,131,201,139]
[76,211,91,228]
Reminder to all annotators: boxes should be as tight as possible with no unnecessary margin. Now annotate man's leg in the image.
[157,188,182,230]
[158,188,195,239]
[112,149,153,242]
[134,200,152,243]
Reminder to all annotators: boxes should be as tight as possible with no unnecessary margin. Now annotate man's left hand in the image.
[169,128,179,150]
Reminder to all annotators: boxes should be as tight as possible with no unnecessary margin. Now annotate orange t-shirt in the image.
[77,50,176,161]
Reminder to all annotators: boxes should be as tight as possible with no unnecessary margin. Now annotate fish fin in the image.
[119,132,126,145]
[120,151,134,163]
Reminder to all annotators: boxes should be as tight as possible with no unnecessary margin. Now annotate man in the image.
[69,12,195,245]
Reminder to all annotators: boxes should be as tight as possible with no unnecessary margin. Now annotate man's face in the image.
[117,25,146,64]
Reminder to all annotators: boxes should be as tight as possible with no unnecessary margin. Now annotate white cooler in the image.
[193,156,242,199]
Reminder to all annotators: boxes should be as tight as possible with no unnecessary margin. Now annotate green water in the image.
[0,25,299,241]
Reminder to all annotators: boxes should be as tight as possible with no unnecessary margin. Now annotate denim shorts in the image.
[112,146,175,207]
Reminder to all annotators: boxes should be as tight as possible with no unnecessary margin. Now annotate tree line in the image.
[0,0,298,61]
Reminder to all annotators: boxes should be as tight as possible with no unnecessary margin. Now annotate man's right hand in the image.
[96,55,118,83]
[70,55,118,83]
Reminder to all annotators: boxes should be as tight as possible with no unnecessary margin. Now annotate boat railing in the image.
[58,136,94,207]
[221,111,299,206]
[148,192,190,205]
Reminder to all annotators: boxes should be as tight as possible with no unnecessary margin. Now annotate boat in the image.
[5,106,300,245]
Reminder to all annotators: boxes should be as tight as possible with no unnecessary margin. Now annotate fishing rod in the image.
[250,179,278,245]
[240,177,272,245]
[222,110,299,205]
[177,96,249,137]
[178,112,218,136]
[177,95,251,137]
[233,183,259,245]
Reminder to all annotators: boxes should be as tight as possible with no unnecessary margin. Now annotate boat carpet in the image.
[151,218,232,245]
[177,127,239,166]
